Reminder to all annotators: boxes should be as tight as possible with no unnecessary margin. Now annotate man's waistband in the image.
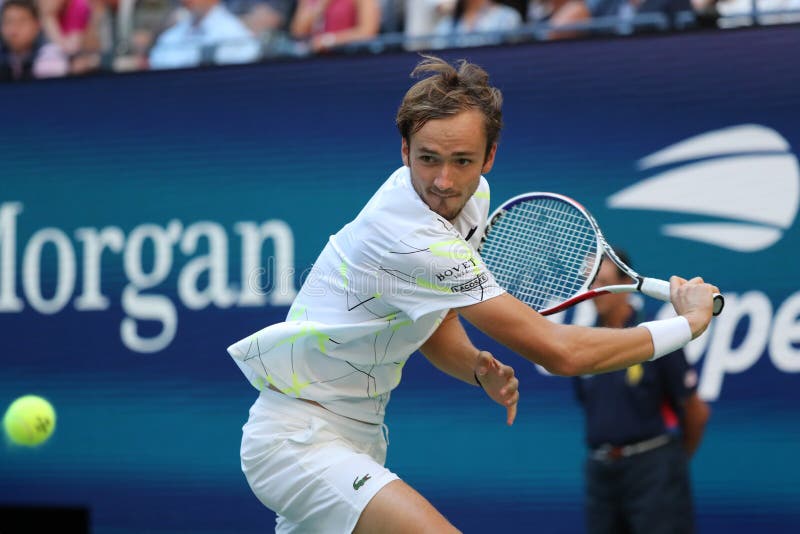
[590,434,672,462]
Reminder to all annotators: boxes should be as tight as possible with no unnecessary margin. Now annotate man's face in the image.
[591,260,629,318]
[1,6,40,54]
[402,109,497,222]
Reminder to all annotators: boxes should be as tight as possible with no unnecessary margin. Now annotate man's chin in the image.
[433,207,461,221]
[428,199,463,221]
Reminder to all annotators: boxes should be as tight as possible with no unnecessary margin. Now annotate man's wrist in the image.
[681,310,707,339]
[639,316,692,361]
[473,349,485,388]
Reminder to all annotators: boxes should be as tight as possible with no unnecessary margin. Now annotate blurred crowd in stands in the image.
[1,0,799,80]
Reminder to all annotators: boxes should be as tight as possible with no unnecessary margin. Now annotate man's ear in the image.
[481,143,498,174]
[401,137,410,167]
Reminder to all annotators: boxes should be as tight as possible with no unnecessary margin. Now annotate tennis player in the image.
[227,55,719,533]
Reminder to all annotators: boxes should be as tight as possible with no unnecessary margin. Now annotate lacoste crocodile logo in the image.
[353,474,371,490]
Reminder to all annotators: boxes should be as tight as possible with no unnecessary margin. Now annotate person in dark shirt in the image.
[0,0,68,81]
[574,249,711,534]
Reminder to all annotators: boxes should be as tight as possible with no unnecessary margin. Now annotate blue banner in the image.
[1,25,799,533]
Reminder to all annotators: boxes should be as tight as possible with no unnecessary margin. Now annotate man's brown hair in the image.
[396,55,503,160]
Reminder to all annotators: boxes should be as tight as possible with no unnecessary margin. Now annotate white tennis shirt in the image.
[228,166,506,423]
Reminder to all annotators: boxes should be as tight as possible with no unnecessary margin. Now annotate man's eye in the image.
[457,159,472,166]
[420,155,434,163]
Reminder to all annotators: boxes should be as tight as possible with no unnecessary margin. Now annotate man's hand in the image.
[670,276,721,339]
[474,351,519,426]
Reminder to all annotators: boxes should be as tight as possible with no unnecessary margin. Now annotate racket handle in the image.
[712,294,725,316]
[639,278,725,316]
[639,277,671,303]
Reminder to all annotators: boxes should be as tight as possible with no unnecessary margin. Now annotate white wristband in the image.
[639,316,692,361]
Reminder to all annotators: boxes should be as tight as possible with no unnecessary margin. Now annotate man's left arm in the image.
[419,309,519,425]
[682,392,710,457]
[658,350,710,457]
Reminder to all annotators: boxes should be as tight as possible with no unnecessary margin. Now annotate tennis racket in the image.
[479,192,724,317]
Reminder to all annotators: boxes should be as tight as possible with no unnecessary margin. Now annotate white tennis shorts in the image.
[240,387,399,533]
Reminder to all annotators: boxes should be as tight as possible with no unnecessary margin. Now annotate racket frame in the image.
[482,192,723,316]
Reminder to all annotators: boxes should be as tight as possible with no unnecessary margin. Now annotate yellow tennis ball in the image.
[3,395,57,447]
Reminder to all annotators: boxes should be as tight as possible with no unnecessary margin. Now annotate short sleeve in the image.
[376,222,505,321]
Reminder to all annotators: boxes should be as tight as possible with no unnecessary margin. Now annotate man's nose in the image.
[433,164,454,191]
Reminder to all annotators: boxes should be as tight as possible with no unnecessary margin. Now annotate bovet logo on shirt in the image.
[434,258,478,282]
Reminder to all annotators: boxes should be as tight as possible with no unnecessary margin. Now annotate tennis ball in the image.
[3,395,56,447]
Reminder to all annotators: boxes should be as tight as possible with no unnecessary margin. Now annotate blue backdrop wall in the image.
[2,25,799,533]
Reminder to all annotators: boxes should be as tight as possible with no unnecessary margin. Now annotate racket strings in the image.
[481,197,599,311]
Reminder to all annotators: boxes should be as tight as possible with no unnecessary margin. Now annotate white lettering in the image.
[22,228,76,314]
[74,226,125,310]
[178,221,236,310]
[235,221,297,306]
[0,202,24,311]
[769,291,800,372]
[120,286,177,354]
[121,221,181,352]
[699,291,772,400]
[0,204,302,353]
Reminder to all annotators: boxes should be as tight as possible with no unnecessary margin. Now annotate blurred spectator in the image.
[289,0,380,53]
[226,0,292,36]
[528,0,591,39]
[403,0,454,49]
[116,0,179,70]
[431,0,522,48]
[37,0,92,55]
[574,252,710,534]
[225,0,295,57]
[148,0,260,68]
[61,0,119,74]
[377,0,403,32]
[586,0,694,31]
[498,0,526,18]
[1,0,69,80]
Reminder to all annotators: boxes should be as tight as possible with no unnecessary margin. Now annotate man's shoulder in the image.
[335,167,465,264]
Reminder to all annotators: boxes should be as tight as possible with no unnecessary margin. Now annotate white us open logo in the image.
[608,124,799,252]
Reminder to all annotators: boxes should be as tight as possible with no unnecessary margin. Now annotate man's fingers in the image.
[475,351,493,377]
[506,398,518,426]
[499,377,519,398]
[500,364,514,378]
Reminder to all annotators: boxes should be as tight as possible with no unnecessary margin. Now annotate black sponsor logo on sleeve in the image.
[451,273,489,293]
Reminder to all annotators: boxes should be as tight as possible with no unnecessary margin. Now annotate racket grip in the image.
[640,278,725,316]
[639,278,671,303]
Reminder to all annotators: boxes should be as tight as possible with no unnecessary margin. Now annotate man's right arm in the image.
[458,276,717,376]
